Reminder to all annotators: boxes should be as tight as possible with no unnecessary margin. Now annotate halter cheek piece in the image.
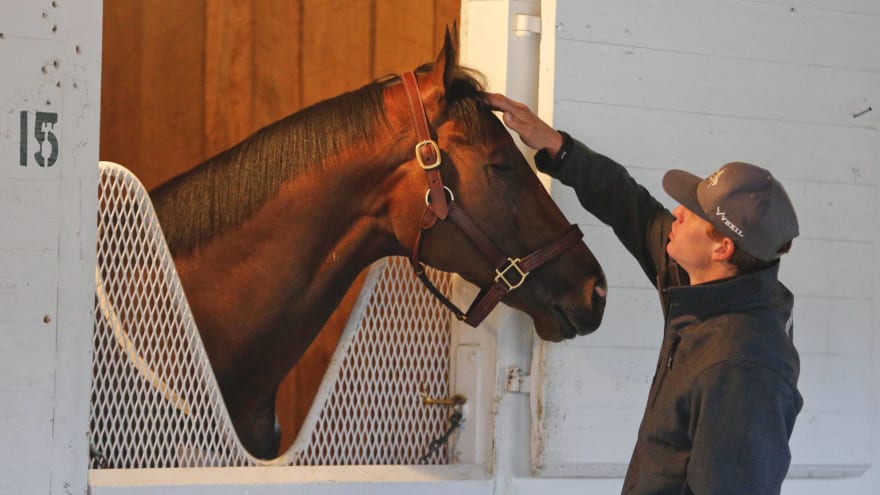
[399,71,584,327]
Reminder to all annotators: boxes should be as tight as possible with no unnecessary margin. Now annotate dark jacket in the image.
[536,134,803,495]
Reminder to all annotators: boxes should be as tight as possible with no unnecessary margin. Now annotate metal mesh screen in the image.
[90,162,453,469]
[293,257,453,465]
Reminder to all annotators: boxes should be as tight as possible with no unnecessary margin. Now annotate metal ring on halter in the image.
[425,186,454,206]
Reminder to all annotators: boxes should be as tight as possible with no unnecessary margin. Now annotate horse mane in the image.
[150,64,489,255]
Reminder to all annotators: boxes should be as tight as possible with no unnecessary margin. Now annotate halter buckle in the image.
[495,258,529,291]
[415,140,442,170]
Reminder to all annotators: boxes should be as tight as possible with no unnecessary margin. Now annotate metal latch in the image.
[506,367,531,393]
[420,386,467,407]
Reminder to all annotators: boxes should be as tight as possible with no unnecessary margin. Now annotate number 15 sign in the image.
[20,110,60,167]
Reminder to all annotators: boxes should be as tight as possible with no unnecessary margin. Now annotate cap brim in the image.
[662,169,708,222]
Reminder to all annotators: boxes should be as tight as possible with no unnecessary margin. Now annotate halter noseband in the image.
[399,71,584,327]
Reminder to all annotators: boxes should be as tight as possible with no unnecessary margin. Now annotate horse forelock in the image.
[150,82,388,255]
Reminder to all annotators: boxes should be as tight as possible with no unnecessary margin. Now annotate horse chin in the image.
[531,304,604,343]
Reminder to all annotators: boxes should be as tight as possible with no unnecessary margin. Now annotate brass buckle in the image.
[416,140,442,170]
[495,258,528,290]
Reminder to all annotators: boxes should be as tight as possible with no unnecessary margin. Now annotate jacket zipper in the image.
[650,333,681,409]
[666,334,681,369]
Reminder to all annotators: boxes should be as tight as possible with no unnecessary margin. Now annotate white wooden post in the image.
[0,2,102,493]
[455,0,544,488]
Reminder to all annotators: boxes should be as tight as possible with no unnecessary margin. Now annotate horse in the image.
[148,29,607,459]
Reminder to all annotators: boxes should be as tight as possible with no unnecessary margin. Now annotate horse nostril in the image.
[593,285,607,307]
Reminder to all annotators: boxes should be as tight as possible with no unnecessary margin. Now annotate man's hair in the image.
[706,225,792,274]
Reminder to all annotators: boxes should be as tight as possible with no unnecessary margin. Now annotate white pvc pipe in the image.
[458,0,544,485]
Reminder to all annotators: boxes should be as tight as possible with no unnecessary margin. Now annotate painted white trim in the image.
[529,463,871,480]
[89,465,491,494]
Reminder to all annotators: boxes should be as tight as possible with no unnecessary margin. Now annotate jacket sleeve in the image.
[686,362,799,494]
[535,133,673,286]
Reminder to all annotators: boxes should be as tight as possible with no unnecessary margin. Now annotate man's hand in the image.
[485,93,564,158]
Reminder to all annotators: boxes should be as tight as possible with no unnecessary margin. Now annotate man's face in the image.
[666,205,718,275]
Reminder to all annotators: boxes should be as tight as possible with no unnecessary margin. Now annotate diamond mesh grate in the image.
[90,162,453,468]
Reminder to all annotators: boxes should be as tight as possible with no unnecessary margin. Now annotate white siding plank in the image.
[561,286,872,357]
[788,412,872,464]
[793,296,873,355]
[559,172,875,245]
[542,347,656,410]
[542,347,870,416]
[554,41,880,128]
[538,348,873,469]
[541,2,878,483]
[780,238,873,299]
[556,0,880,72]
[798,354,872,413]
[551,102,878,186]
[565,287,662,349]
[748,0,880,17]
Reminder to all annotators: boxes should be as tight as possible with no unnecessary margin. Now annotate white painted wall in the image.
[533,1,880,493]
[0,1,103,494]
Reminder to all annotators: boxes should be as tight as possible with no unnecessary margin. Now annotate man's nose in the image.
[672,205,684,221]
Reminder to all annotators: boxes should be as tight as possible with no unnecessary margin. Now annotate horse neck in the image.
[173,87,420,388]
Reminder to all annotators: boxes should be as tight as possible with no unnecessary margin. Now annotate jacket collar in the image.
[664,262,784,320]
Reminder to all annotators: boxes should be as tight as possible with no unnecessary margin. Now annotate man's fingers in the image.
[485,92,520,115]
[502,111,519,128]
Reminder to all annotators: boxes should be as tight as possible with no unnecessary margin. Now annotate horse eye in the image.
[488,162,515,173]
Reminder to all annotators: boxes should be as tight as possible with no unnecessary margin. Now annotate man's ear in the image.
[712,237,736,263]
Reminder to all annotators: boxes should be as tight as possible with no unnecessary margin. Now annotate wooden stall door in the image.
[100,0,460,455]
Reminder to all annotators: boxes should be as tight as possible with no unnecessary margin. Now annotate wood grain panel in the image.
[138,1,206,189]
[252,0,303,129]
[374,0,435,77]
[300,0,373,107]
[205,0,255,158]
[434,0,461,52]
[100,2,143,178]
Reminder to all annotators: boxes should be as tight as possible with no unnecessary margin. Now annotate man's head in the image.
[662,162,798,279]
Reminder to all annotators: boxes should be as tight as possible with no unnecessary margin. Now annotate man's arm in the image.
[487,92,671,284]
[687,362,799,494]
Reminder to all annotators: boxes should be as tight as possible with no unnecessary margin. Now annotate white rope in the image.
[95,266,192,416]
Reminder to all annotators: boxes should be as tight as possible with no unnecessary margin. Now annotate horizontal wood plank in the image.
[554,41,880,129]
[556,0,880,72]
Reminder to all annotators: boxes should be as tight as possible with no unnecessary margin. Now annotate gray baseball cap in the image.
[662,162,799,261]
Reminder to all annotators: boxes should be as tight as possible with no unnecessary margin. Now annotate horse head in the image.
[387,30,607,341]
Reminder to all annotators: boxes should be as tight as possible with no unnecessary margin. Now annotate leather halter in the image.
[400,71,584,327]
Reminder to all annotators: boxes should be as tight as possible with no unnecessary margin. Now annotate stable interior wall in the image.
[537,1,880,494]
[99,0,460,454]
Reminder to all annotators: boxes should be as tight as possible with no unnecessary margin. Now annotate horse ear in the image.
[430,24,459,92]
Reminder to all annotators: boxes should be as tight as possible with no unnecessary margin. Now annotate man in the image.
[488,93,802,494]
